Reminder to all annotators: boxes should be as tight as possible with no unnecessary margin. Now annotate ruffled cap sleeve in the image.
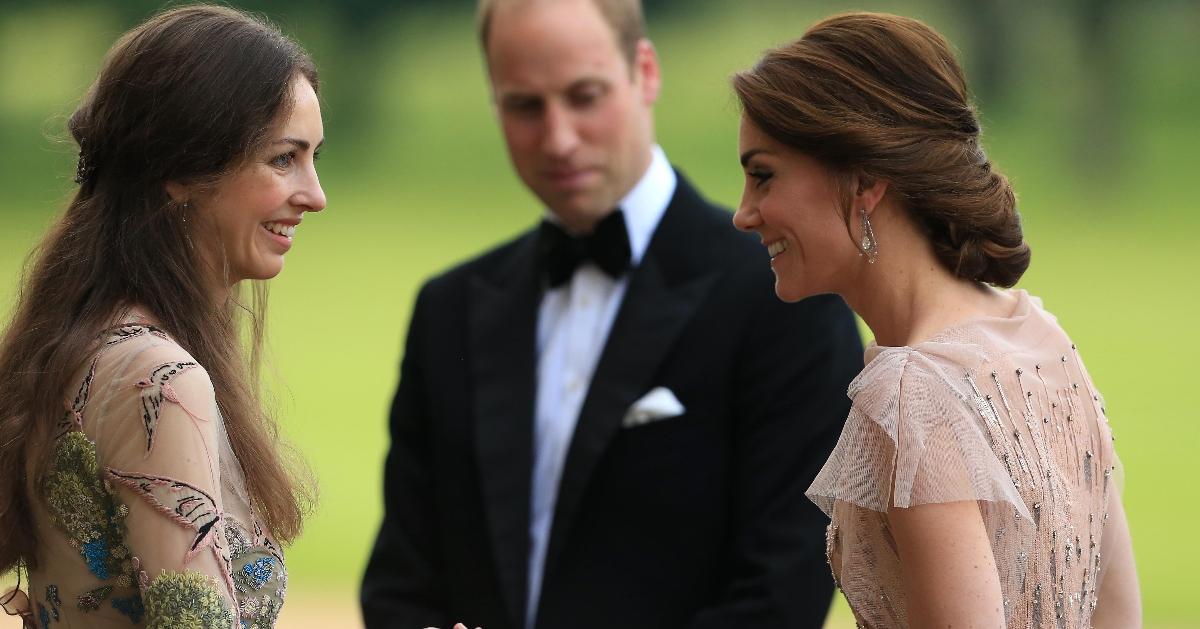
[807,343,1032,521]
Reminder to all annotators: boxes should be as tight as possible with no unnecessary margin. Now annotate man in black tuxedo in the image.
[360,1,863,628]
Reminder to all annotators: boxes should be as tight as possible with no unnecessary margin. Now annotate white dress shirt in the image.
[526,146,677,628]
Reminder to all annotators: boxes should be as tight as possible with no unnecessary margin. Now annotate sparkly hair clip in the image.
[74,138,95,185]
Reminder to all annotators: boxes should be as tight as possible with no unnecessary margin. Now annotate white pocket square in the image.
[621,387,685,428]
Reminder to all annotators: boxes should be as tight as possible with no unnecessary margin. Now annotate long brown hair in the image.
[733,12,1031,286]
[0,4,316,573]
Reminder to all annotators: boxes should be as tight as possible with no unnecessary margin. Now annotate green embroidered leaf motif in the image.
[43,431,131,581]
[144,571,234,629]
[44,432,107,540]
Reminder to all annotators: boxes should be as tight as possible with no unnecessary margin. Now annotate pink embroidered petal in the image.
[105,469,223,565]
[135,361,199,453]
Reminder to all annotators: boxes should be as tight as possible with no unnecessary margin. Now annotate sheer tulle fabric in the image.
[17,319,286,627]
[808,290,1120,628]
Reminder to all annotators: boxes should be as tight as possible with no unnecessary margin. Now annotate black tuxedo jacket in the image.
[361,174,863,629]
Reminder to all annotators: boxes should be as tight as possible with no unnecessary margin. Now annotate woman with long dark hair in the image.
[732,12,1140,628]
[0,5,324,627]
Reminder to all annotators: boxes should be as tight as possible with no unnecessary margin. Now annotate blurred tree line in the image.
[1,0,1196,185]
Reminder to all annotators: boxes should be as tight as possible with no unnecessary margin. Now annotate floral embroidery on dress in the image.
[111,593,146,623]
[44,585,61,621]
[143,571,234,629]
[30,321,288,628]
[43,432,135,586]
[75,584,112,611]
[58,355,100,438]
[54,325,167,440]
[105,470,223,564]
[104,324,168,347]
[224,520,286,628]
[136,361,201,454]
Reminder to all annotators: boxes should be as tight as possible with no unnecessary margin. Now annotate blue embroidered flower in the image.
[240,557,275,590]
[111,594,145,624]
[37,603,49,629]
[82,538,110,579]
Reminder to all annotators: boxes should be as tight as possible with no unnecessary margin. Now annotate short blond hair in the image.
[477,0,646,65]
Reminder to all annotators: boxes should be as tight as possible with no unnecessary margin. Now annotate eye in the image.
[748,169,773,187]
[568,85,605,109]
[312,149,321,162]
[270,151,296,169]
[503,97,544,118]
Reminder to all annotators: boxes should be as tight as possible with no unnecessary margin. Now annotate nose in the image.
[732,196,760,232]
[294,164,327,213]
[541,102,580,158]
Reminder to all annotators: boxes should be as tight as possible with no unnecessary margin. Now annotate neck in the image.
[840,219,1002,348]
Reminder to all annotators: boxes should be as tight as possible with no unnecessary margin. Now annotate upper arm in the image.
[1092,491,1141,628]
[99,355,236,626]
[887,501,1005,629]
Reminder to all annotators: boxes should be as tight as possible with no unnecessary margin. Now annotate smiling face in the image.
[190,75,326,286]
[485,0,659,233]
[733,115,862,302]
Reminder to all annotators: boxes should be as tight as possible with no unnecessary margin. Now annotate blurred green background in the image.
[1,0,1197,627]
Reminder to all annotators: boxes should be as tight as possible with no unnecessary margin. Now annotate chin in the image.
[774,273,826,303]
[773,281,807,303]
[242,261,285,282]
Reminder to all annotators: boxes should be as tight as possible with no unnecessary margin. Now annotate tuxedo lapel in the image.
[469,234,540,629]
[543,180,719,582]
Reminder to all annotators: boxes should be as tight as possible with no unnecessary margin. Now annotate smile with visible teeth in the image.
[263,221,296,239]
[767,240,789,259]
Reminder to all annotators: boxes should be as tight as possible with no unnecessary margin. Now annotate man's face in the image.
[486,0,659,233]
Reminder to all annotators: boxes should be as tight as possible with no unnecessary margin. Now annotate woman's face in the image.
[732,116,860,302]
[193,75,326,285]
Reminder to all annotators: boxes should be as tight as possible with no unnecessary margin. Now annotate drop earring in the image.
[181,201,194,250]
[859,208,878,264]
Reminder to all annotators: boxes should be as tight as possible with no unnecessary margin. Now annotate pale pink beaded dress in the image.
[807,290,1120,628]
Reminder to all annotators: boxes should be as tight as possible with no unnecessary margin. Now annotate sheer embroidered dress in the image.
[807,290,1119,628]
[10,321,286,628]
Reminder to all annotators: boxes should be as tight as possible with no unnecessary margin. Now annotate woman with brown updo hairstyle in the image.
[0,5,325,628]
[732,12,1140,628]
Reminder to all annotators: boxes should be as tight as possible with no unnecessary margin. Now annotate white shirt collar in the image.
[619,144,676,266]
[542,145,677,267]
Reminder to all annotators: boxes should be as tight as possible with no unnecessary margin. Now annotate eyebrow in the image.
[275,137,324,151]
[497,77,609,103]
[739,148,771,167]
[499,92,540,106]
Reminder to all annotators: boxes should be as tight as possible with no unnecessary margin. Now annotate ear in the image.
[633,38,661,106]
[854,173,889,215]
[164,181,189,205]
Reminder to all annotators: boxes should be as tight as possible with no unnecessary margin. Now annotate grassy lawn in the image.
[2,2,1197,627]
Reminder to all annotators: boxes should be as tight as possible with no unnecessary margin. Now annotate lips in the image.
[262,221,296,239]
[543,167,599,189]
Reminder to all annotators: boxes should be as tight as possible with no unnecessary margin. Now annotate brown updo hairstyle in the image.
[733,12,1031,287]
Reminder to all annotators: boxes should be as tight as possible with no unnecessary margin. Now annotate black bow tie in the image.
[537,210,632,288]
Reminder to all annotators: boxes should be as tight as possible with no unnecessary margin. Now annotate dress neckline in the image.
[863,288,1033,364]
